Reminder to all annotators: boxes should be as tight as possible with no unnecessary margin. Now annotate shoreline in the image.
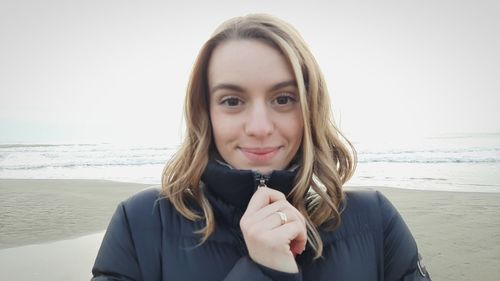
[1,179,499,281]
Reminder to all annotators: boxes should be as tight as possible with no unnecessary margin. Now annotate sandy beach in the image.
[369,186,500,281]
[1,179,499,281]
[0,179,150,249]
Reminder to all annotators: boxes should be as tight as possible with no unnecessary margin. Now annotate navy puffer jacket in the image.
[92,161,431,280]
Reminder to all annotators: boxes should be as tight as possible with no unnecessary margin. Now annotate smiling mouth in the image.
[239,147,281,162]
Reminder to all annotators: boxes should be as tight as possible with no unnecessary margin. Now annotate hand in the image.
[240,186,307,273]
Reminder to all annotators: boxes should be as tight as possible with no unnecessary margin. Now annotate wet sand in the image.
[0,179,150,249]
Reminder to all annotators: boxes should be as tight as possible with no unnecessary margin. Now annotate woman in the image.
[92,14,431,280]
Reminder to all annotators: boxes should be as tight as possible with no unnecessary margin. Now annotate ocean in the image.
[1,133,499,193]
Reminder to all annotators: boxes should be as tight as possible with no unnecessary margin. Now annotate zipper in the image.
[231,172,270,256]
[254,172,270,189]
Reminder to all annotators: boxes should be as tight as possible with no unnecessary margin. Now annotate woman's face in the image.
[208,39,303,174]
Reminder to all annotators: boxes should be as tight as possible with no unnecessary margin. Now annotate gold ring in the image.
[275,211,288,225]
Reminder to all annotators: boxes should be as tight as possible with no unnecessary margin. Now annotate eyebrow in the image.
[210,80,297,94]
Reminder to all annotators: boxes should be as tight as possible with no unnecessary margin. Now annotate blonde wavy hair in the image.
[161,13,356,258]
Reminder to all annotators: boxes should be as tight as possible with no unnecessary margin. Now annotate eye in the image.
[220,97,243,107]
[273,94,297,105]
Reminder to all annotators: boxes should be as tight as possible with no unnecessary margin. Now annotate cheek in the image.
[210,110,238,145]
[292,127,304,148]
[285,113,304,145]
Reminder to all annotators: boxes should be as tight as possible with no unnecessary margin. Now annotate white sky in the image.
[1,0,499,145]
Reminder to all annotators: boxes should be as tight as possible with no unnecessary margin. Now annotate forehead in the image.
[207,39,295,90]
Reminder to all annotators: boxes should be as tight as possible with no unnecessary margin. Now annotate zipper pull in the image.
[256,173,269,188]
[259,177,267,188]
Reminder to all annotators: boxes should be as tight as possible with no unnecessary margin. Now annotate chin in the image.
[253,167,273,175]
[249,164,283,175]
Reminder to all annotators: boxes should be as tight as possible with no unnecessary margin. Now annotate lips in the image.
[239,147,281,163]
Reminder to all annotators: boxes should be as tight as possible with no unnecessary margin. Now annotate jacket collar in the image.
[201,160,298,213]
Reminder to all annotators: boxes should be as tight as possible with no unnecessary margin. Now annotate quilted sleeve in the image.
[91,203,142,281]
[377,191,431,281]
[223,256,302,281]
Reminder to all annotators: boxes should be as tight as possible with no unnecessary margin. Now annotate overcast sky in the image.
[1,0,499,145]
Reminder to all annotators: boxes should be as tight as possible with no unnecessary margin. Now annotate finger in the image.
[245,201,305,228]
[244,209,290,234]
[243,217,307,254]
[269,220,308,252]
[245,186,287,215]
[249,187,306,225]
[243,207,306,241]
[280,222,308,251]
[246,200,289,224]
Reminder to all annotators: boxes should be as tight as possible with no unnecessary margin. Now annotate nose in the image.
[244,102,274,138]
